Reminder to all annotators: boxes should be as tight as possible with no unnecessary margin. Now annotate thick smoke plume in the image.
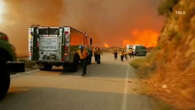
[0,0,163,56]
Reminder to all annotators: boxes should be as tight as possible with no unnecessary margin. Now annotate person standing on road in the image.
[94,47,102,64]
[77,46,88,76]
[120,50,125,61]
[113,49,118,60]
[124,50,128,61]
[87,48,93,64]
[128,48,133,58]
[94,48,98,63]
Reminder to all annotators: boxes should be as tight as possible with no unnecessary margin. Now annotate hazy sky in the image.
[0,0,164,55]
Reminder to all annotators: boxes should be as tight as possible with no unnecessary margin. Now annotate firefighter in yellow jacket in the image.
[77,46,88,76]
[94,48,102,64]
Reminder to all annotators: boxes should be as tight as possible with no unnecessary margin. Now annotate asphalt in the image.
[0,53,171,110]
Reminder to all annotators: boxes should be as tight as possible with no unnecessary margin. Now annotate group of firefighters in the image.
[77,47,134,76]
[77,46,102,76]
[113,48,135,61]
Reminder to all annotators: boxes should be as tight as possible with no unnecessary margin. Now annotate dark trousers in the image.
[114,53,118,59]
[95,55,101,64]
[130,53,134,58]
[88,56,92,64]
[124,54,128,60]
[121,55,124,61]
[129,53,132,58]
[81,59,87,76]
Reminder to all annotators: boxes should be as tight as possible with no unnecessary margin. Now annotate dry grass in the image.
[130,57,155,78]
[131,0,195,109]
[143,0,195,109]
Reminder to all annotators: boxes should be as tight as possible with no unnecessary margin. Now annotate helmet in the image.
[79,45,84,49]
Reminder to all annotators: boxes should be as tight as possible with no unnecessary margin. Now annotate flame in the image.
[123,29,159,47]
[104,43,110,48]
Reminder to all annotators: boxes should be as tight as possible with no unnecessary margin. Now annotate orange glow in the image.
[123,29,159,47]
[104,43,110,48]
[123,40,131,47]
[0,0,5,24]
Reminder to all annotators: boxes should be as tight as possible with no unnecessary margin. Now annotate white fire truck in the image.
[28,25,92,71]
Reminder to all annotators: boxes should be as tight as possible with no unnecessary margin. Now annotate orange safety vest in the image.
[78,49,88,60]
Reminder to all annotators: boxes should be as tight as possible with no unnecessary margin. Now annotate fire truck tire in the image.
[0,54,10,99]
[63,63,78,72]
[71,63,78,72]
[72,54,80,72]
[40,64,52,71]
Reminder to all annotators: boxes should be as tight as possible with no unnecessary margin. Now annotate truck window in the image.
[136,46,146,50]
[39,28,59,35]
[49,28,59,35]
[39,29,48,35]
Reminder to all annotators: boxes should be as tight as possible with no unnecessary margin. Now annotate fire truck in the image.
[28,25,92,71]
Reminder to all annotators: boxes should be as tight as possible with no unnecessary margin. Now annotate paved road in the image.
[0,53,168,110]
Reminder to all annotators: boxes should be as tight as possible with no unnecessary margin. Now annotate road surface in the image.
[0,53,169,110]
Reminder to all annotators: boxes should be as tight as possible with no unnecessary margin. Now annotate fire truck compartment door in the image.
[39,36,61,61]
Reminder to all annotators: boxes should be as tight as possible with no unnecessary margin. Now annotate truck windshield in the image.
[39,28,59,35]
[136,46,146,50]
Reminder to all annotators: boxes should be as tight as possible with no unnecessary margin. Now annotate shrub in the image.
[158,0,179,16]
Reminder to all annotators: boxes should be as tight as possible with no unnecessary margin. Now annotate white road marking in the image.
[121,65,130,110]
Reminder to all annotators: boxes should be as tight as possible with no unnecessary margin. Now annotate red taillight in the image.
[64,31,69,35]
[1,36,8,41]
[0,32,9,41]
[4,36,8,41]
[64,46,68,51]
[62,57,64,61]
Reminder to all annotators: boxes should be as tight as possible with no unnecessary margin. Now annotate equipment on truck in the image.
[29,25,92,71]
[0,32,25,99]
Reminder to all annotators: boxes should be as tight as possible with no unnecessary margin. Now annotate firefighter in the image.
[120,50,125,61]
[77,46,88,76]
[128,48,134,58]
[124,50,128,61]
[94,47,102,64]
[94,48,98,63]
[113,49,118,60]
[87,48,93,64]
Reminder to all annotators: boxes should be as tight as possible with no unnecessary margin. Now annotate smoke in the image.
[0,0,65,56]
[61,0,164,46]
[0,0,164,56]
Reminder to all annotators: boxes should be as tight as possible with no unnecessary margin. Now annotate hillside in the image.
[139,0,195,109]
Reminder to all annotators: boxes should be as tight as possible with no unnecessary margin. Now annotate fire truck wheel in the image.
[63,63,77,72]
[46,65,52,71]
[40,64,52,71]
[71,63,78,72]
[0,55,10,99]
[72,54,79,72]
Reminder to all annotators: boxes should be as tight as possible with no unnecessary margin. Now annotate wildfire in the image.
[123,29,159,47]
[104,43,110,48]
